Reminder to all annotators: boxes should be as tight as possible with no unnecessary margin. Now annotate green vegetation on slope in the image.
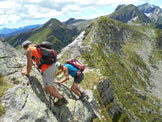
[149,29,162,65]
[5,18,79,54]
[82,16,161,121]
[0,74,12,116]
[70,20,91,32]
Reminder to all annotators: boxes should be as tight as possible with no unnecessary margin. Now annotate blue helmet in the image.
[56,62,61,68]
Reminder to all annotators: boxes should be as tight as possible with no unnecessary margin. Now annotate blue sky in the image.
[0,0,162,29]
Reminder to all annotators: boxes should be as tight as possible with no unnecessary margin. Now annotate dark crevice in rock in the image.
[21,93,29,110]
[6,71,19,76]
[7,66,24,69]
[0,56,13,59]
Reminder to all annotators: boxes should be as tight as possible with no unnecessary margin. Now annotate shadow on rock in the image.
[27,76,48,104]
[35,118,47,122]
[51,105,74,122]
[27,76,57,115]
[57,83,77,100]
[82,99,98,121]
[27,76,75,122]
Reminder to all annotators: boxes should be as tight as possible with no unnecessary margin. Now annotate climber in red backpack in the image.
[56,59,87,101]
[21,40,68,106]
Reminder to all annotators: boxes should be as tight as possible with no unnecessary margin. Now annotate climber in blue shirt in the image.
[55,62,86,101]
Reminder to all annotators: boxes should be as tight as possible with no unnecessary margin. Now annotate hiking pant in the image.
[42,63,56,86]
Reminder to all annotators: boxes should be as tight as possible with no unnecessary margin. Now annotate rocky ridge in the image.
[59,17,162,121]
[0,39,101,122]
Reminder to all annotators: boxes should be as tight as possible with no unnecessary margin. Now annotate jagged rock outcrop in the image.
[58,31,86,59]
[98,78,114,105]
[0,41,101,122]
[98,78,121,119]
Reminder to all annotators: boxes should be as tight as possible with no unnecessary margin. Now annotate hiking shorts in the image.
[74,73,84,84]
[42,63,56,86]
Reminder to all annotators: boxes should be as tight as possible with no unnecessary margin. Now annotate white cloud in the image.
[21,0,42,3]
[76,0,94,5]
[0,10,4,14]
[0,14,20,24]
[0,0,158,28]
[0,1,18,9]
[62,4,81,12]
[95,0,142,6]
[96,10,103,13]
[33,9,62,18]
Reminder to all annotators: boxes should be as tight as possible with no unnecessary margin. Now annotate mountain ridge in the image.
[108,4,151,23]
[138,3,162,24]
[57,16,162,121]
[0,24,41,38]
[4,18,79,53]
[63,18,86,25]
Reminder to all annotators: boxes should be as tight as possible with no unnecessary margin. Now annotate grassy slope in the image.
[82,17,162,121]
[0,74,12,116]
[5,19,79,53]
[150,29,162,64]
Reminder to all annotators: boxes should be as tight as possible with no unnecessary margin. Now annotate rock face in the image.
[98,78,121,119]
[0,41,101,122]
[58,31,86,59]
[98,78,114,105]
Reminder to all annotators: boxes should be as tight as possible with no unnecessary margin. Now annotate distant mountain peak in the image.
[115,4,126,11]
[142,2,157,8]
[67,18,75,21]
[137,3,162,24]
[64,18,86,25]
[109,4,151,23]
[42,18,62,28]
[48,18,62,25]
[138,3,161,14]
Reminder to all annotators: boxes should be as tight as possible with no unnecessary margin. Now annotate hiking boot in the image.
[54,97,68,106]
[79,92,88,101]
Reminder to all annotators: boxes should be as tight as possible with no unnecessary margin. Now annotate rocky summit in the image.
[0,38,101,122]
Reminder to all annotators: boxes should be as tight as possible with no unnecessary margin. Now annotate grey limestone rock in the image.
[0,41,101,122]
